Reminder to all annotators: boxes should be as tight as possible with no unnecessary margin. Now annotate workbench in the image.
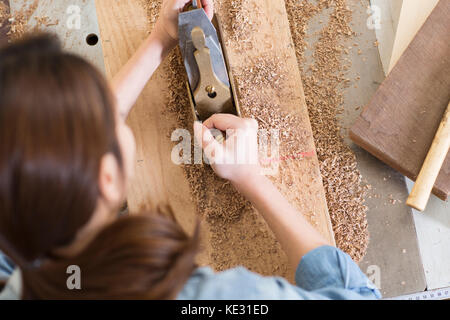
[1,0,448,298]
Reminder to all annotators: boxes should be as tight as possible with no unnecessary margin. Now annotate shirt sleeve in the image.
[0,251,15,282]
[178,245,381,300]
[295,245,382,299]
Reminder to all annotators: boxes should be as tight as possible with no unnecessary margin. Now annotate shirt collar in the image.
[0,269,22,300]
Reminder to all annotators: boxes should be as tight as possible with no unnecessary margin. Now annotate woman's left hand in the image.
[155,0,214,43]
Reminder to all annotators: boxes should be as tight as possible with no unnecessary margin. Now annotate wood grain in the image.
[388,0,439,73]
[215,0,334,240]
[95,0,334,278]
[350,0,450,201]
[95,0,199,233]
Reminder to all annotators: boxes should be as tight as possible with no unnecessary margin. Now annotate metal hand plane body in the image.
[178,2,240,121]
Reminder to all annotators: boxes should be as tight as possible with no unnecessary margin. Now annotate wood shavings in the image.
[140,0,253,225]
[222,0,261,46]
[2,0,58,42]
[286,0,369,262]
[34,15,58,28]
[166,50,254,224]
[388,194,402,205]
[233,52,311,156]
[140,0,293,277]
[141,0,369,271]
[0,1,8,28]
[139,0,161,28]
[7,0,38,41]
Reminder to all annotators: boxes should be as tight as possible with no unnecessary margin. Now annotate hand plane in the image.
[178,0,240,122]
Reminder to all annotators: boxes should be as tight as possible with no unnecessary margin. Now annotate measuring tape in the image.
[388,287,450,300]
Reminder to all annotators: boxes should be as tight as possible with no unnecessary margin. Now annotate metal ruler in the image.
[388,286,450,300]
[9,0,104,72]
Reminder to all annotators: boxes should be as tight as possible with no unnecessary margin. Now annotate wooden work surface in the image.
[350,0,450,201]
[214,0,335,242]
[95,0,334,278]
[0,0,429,297]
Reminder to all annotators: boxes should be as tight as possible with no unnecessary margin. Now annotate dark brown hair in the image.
[0,33,199,299]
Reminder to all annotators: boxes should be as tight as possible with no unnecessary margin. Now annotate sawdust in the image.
[234,53,312,151]
[166,54,254,224]
[140,0,290,277]
[220,0,260,49]
[140,0,253,222]
[140,0,369,276]
[286,0,369,261]
[2,0,59,42]
[0,1,8,28]
[141,0,161,27]
[220,0,369,262]
[7,0,38,40]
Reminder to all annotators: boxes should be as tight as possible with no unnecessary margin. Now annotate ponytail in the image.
[19,212,200,300]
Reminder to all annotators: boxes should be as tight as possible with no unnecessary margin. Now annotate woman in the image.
[0,0,381,299]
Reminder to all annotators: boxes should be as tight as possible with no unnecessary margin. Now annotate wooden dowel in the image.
[406,101,450,211]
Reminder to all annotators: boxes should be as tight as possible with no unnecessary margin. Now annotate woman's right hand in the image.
[195,114,329,269]
[194,114,261,184]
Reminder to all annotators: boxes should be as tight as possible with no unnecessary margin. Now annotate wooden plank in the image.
[407,178,450,291]
[350,0,450,201]
[214,0,334,243]
[95,0,334,279]
[370,0,402,75]
[388,0,439,72]
[94,0,200,234]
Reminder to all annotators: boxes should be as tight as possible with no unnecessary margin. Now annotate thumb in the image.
[194,121,217,150]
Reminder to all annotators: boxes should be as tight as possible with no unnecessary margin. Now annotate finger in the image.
[203,129,224,163]
[193,121,219,152]
[194,122,224,163]
[203,113,245,131]
[200,0,214,20]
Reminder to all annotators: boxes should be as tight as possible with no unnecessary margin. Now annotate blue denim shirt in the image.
[0,254,14,281]
[0,246,381,300]
[178,246,381,300]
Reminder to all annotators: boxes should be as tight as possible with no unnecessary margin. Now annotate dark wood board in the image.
[0,0,10,46]
[350,0,450,201]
